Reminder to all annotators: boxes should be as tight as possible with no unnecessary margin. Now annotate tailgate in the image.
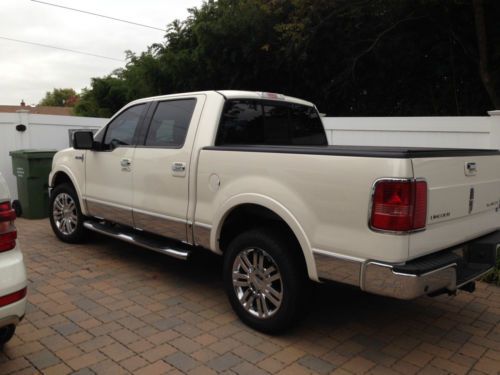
[409,153,500,259]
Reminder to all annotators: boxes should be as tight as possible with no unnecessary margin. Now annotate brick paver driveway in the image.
[1,218,499,374]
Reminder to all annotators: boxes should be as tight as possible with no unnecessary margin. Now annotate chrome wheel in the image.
[232,247,283,319]
[52,193,77,235]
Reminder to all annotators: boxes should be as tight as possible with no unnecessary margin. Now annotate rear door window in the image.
[145,99,197,147]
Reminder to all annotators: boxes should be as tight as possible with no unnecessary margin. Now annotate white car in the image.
[0,173,27,346]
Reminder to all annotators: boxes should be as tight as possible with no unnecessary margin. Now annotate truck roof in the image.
[128,90,315,108]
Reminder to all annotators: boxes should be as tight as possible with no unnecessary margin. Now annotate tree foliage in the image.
[74,0,500,117]
[39,88,79,107]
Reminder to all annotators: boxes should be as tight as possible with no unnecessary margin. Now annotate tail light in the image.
[0,287,27,307]
[0,201,17,252]
[370,179,427,232]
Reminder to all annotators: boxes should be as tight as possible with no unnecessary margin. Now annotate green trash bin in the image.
[9,149,57,219]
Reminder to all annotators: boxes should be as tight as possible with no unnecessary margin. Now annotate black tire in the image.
[0,325,16,347]
[49,183,87,243]
[223,226,307,333]
[12,200,22,218]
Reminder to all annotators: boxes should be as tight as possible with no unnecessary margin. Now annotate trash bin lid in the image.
[9,149,57,159]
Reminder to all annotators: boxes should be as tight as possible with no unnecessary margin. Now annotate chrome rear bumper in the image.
[314,230,500,300]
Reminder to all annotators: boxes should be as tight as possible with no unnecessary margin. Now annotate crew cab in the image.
[48,91,500,332]
[0,172,27,346]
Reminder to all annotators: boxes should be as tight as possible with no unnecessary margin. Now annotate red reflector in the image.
[0,287,27,308]
[370,179,427,232]
[0,201,16,222]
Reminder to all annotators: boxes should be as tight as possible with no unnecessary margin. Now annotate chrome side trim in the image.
[83,221,190,260]
[312,250,362,286]
[133,209,187,242]
[84,198,133,227]
[193,222,211,249]
[362,262,457,300]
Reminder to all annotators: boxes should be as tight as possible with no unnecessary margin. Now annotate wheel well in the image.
[52,172,74,189]
[219,204,306,263]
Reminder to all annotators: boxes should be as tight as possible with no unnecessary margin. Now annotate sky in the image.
[0,0,204,105]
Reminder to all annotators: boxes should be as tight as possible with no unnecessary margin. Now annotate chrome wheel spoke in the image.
[263,266,276,276]
[267,273,281,283]
[256,295,264,318]
[263,289,281,307]
[240,253,252,272]
[243,293,255,309]
[260,294,269,317]
[233,271,250,287]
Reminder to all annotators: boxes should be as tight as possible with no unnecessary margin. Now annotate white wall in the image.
[0,111,107,199]
[2,109,499,200]
[323,111,500,149]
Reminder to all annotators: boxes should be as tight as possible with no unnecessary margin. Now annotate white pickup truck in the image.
[49,91,500,332]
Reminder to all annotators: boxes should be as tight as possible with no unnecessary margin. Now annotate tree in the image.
[39,88,79,107]
[74,0,500,117]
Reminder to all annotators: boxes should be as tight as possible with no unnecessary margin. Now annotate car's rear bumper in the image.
[314,230,500,300]
[0,247,27,327]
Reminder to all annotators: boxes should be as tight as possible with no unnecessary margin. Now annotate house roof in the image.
[0,105,73,116]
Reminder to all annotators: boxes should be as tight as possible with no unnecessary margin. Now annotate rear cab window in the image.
[216,99,327,146]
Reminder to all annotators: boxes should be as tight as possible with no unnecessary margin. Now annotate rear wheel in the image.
[223,227,307,333]
[49,184,86,243]
[0,325,16,347]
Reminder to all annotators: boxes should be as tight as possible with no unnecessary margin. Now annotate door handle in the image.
[121,159,132,168]
[171,162,186,177]
[172,162,186,172]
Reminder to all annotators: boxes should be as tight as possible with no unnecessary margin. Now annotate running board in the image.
[83,221,190,260]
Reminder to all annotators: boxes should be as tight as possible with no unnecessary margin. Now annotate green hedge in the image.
[483,253,500,286]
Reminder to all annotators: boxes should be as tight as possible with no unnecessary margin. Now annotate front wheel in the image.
[223,227,307,333]
[49,184,86,243]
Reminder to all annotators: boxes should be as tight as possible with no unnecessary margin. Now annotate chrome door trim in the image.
[193,222,211,249]
[133,208,187,242]
[84,197,134,227]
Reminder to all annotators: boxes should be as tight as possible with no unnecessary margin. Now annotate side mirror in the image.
[73,131,94,150]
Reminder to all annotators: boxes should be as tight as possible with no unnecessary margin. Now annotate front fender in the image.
[49,160,87,215]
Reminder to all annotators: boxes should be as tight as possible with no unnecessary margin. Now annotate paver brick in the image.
[66,350,106,371]
[140,343,176,363]
[165,352,200,372]
[120,355,149,372]
[42,363,72,375]
[402,349,434,367]
[298,354,336,374]
[473,356,500,375]
[257,357,285,373]
[26,349,60,370]
[207,352,242,372]
[100,342,134,362]
[134,360,172,375]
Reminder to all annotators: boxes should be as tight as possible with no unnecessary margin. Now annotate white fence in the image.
[323,110,500,149]
[1,108,499,201]
[0,111,107,199]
